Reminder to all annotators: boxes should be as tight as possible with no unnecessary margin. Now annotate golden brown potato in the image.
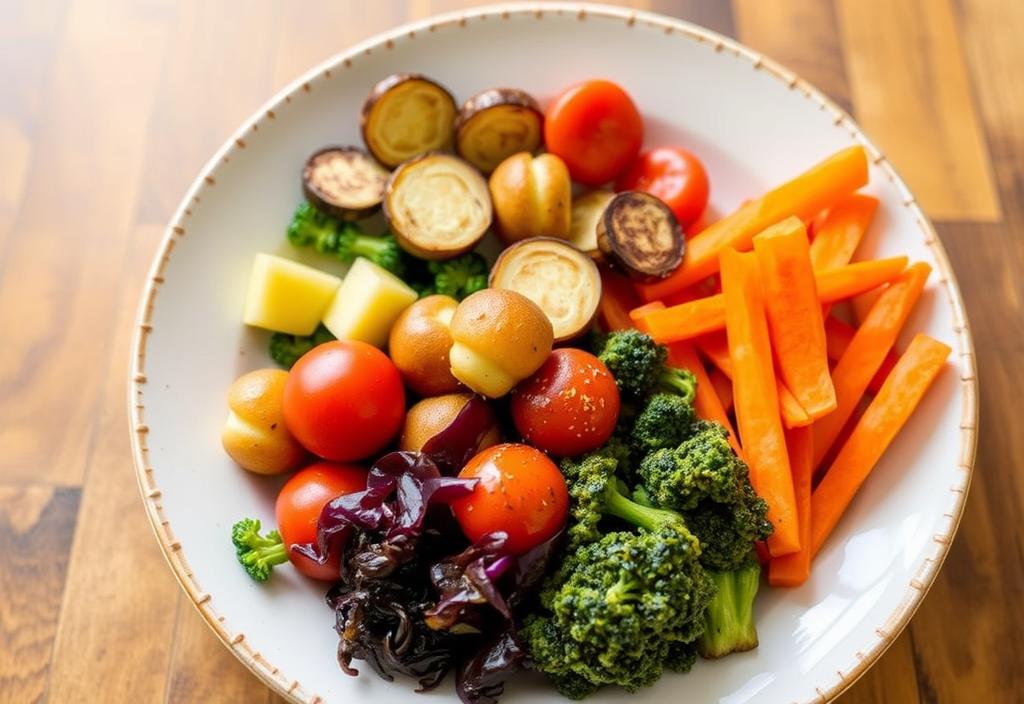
[488,152,571,243]
[399,393,501,453]
[388,295,464,397]
[221,369,306,474]
[360,74,456,168]
[455,88,543,173]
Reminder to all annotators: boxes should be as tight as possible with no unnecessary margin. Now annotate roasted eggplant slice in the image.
[455,88,543,173]
[384,153,492,260]
[597,191,684,279]
[361,73,457,168]
[301,146,389,220]
[489,237,601,342]
[568,190,615,259]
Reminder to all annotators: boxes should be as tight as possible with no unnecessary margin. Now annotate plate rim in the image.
[127,3,979,703]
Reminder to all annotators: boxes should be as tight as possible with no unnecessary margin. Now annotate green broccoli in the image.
[231,518,288,582]
[286,202,405,275]
[268,324,335,369]
[523,524,713,696]
[664,641,698,673]
[426,253,488,300]
[630,392,696,458]
[596,330,698,402]
[698,560,761,658]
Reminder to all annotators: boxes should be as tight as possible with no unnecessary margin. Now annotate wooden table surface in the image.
[1,1,1020,702]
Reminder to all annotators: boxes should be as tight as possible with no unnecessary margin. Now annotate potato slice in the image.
[569,190,615,258]
[597,191,684,279]
[302,146,389,220]
[384,153,492,260]
[321,257,418,347]
[361,74,457,168]
[489,237,601,342]
[243,253,341,335]
[455,88,543,173]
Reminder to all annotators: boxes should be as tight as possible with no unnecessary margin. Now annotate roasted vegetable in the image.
[302,146,389,220]
[268,323,335,369]
[221,369,307,474]
[389,296,464,396]
[489,152,571,243]
[455,88,543,173]
[630,392,696,458]
[287,202,406,274]
[399,393,500,455]
[427,253,489,300]
[488,237,600,342]
[568,190,614,258]
[595,329,697,401]
[360,73,457,167]
[231,518,288,582]
[384,153,492,260]
[597,191,685,279]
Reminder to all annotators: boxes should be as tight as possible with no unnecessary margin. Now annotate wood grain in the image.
[0,486,79,704]
[835,0,1001,222]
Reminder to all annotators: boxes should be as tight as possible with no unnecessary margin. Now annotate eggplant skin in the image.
[597,191,685,280]
[455,88,543,174]
[301,146,389,221]
[360,73,457,168]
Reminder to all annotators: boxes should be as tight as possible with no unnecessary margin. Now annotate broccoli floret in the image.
[637,422,772,571]
[268,324,335,369]
[286,201,405,275]
[664,642,698,673]
[523,524,714,695]
[426,253,488,300]
[698,560,762,658]
[231,518,288,582]
[596,330,667,398]
[630,392,696,458]
[287,202,340,253]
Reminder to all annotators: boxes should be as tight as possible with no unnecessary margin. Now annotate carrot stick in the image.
[696,333,811,428]
[824,315,898,395]
[720,248,799,556]
[808,194,879,271]
[754,217,837,420]
[708,369,734,414]
[637,146,869,301]
[851,286,884,324]
[769,426,813,586]
[812,334,951,554]
[638,256,908,344]
[812,262,932,467]
[599,269,640,331]
[630,303,743,456]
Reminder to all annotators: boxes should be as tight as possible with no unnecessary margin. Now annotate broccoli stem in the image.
[697,562,761,658]
[659,368,697,405]
[231,518,289,582]
[340,229,389,259]
[604,483,685,533]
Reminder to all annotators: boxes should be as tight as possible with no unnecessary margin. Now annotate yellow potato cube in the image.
[243,253,341,335]
[321,257,418,347]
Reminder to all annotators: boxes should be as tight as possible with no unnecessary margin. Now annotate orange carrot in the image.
[708,368,734,414]
[630,303,743,456]
[851,286,884,324]
[599,269,640,331]
[812,262,932,467]
[720,248,799,556]
[637,146,869,301]
[812,334,951,554]
[696,332,811,429]
[808,194,879,271]
[638,256,908,344]
[754,217,836,419]
[823,315,898,395]
[769,426,814,586]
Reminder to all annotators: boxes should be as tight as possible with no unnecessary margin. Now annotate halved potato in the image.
[569,190,615,259]
[597,191,684,279]
[302,146,389,220]
[361,74,457,168]
[489,152,571,244]
[384,153,492,260]
[489,237,601,342]
[455,88,543,173]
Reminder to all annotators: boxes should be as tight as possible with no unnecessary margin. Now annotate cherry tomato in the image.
[511,349,621,457]
[616,146,710,228]
[283,340,405,461]
[276,461,368,581]
[451,444,568,554]
[544,80,643,185]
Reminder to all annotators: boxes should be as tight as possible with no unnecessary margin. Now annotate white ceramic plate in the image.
[129,4,977,703]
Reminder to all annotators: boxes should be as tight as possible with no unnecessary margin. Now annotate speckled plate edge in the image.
[127,4,979,703]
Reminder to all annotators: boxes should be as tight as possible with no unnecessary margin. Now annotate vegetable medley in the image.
[221,74,951,702]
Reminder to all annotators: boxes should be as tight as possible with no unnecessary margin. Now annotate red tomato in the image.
[451,444,568,554]
[616,146,710,228]
[511,349,621,457]
[276,461,368,581]
[283,340,405,461]
[544,80,643,185]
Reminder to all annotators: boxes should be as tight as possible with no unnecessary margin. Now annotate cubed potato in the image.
[321,257,418,347]
[243,253,341,335]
